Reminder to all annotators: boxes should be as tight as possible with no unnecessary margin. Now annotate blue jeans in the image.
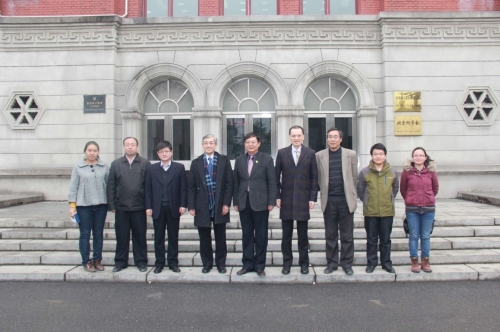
[407,211,434,258]
[77,204,107,266]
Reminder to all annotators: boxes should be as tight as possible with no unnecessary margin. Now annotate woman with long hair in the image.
[68,141,109,272]
[400,147,439,273]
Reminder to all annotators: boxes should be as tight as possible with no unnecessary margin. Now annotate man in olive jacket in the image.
[188,134,233,274]
[357,143,399,274]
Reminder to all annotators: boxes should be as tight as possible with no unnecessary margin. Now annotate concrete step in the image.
[0,194,44,208]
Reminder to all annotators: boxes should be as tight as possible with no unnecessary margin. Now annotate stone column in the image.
[192,109,222,157]
[356,107,378,168]
[121,109,143,154]
[276,108,304,150]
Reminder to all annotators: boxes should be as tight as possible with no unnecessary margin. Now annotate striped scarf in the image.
[204,154,217,217]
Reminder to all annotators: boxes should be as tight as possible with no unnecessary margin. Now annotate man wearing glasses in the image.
[316,128,358,275]
[145,141,187,274]
[188,134,233,274]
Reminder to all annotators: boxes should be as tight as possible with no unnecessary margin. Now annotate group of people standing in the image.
[68,126,439,276]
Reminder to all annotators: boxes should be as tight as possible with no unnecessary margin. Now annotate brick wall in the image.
[1,0,499,17]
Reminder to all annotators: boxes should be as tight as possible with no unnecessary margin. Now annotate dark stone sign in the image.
[84,95,106,113]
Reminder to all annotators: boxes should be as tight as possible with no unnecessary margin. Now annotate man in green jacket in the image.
[357,143,399,273]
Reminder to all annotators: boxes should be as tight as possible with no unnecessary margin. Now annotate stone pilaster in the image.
[192,109,222,157]
[121,109,143,154]
[276,108,304,150]
[356,107,378,168]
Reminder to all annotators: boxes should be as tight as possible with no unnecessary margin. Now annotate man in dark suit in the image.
[316,128,358,276]
[233,132,277,276]
[188,134,233,274]
[276,125,318,275]
[145,141,187,274]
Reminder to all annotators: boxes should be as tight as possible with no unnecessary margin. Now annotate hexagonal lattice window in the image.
[2,92,45,130]
[456,87,499,127]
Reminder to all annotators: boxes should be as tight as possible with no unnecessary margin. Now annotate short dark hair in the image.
[289,125,304,135]
[156,141,173,152]
[370,143,387,156]
[326,127,343,138]
[123,137,139,145]
[412,146,433,167]
[244,132,261,143]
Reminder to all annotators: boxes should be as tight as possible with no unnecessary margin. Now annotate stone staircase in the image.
[1,199,500,283]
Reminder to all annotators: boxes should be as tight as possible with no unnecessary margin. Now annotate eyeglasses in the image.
[327,136,341,140]
[203,142,216,146]
[158,150,172,155]
[372,153,385,157]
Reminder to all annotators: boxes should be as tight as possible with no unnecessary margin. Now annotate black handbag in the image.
[403,214,434,238]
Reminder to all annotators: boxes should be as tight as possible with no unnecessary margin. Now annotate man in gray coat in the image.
[276,125,318,275]
[188,134,233,274]
[316,128,358,275]
[233,132,277,276]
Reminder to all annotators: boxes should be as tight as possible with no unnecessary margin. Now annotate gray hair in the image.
[202,134,218,145]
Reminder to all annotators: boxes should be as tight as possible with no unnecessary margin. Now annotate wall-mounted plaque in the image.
[394,91,421,112]
[395,116,422,136]
[84,95,106,113]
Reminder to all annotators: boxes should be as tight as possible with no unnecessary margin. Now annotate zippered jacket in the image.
[107,154,150,211]
[400,160,439,207]
[357,161,399,217]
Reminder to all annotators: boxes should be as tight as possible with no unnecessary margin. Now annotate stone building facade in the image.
[1,2,499,199]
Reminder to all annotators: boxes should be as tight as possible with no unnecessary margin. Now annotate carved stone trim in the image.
[192,110,222,118]
[276,109,304,118]
[120,109,143,120]
[2,91,45,130]
[356,107,378,118]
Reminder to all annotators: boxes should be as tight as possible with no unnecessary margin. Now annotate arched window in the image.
[144,80,193,161]
[304,77,357,151]
[222,78,276,158]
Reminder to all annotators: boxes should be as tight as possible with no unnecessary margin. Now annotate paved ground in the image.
[1,281,499,332]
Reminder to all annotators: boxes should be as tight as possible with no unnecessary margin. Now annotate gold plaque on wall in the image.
[394,91,421,112]
[395,116,422,136]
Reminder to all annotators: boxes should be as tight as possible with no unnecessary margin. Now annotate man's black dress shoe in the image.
[344,267,354,275]
[138,264,147,272]
[324,266,338,274]
[236,268,250,275]
[112,265,126,273]
[154,266,163,274]
[282,267,290,275]
[382,265,396,273]
[202,267,211,274]
[257,270,266,276]
[365,266,375,273]
[169,266,181,273]
[218,268,227,274]
[301,266,309,275]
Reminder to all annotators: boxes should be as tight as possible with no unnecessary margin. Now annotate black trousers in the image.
[239,196,269,271]
[323,198,354,269]
[281,219,309,268]
[197,219,227,270]
[153,205,180,268]
[365,216,393,267]
[114,209,148,267]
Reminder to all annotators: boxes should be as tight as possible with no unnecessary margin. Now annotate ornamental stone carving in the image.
[456,86,499,127]
[2,92,45,130]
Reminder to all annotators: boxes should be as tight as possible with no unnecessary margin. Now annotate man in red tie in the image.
[233,132,277,276]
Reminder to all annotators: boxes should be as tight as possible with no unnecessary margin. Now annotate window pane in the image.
[159,100,178,113]
[321,98,340,112]
[226,118,245,159]
[147,119,164,160]
[330,0,355,14]
[253,118,272,155]
[330,80,349,99]
[147,0,168,17]
[172,119,190,160]
[252,0,277,15]
[222,92,240,112]
[240,99,259,112]
[334,117,353,149]
[144,80,193,114]
[144,92,159,113]
[309,78,329,100]
[173,0,198,17]
[304,89,321,112]
[303,0,325,15]
[225,0,246,15]
[308,118,326,152]
[339,89,356,110]
[178,92,194,113]
[258,91,275,112]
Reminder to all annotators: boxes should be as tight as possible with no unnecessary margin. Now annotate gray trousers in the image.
[323,197,354,269]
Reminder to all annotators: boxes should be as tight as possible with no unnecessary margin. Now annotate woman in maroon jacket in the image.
[400,147,439,273]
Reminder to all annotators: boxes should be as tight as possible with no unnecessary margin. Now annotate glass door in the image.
[146,115,192,161]
[223,114,275,158]
[304,114,355,152]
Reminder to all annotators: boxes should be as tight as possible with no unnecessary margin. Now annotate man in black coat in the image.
[188,134,233,274]
[107,137,150,273]
[276,125,318,275]
[145,141,187,274]
[233,132,277,276]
